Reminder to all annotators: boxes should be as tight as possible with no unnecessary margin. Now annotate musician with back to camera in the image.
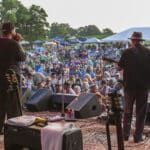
[0,21,26,134]
[118,32,150,143]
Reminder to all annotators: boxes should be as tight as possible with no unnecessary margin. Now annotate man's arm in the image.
[118,50,127,71]
[15,42,26,62]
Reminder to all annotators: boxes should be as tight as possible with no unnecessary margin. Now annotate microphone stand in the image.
[106,90,124,150]
[58,54,65,117]
[61,70,65,117]
[106,104,112,150]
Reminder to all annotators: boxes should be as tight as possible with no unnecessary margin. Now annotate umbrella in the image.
[35,47,45,52]
[60,41,70,46]
[52,36,63,41]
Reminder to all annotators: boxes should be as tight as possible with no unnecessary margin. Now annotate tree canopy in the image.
[0,0,49,41]
[0,0,114,41]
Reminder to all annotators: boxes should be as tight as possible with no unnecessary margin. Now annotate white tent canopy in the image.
[101,27,150,42]
[20,40,30,45]
[44,41,57,45]
[83,37,101,43]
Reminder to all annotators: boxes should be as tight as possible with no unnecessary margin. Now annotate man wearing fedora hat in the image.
[0,21,26,134]
[118,32,150,143]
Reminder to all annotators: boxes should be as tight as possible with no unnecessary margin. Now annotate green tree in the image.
[102,28,113,34]
[0,0,114,41]
[78,26,87,36]
[0,0,21,23]
[26,5,49,42]
[78,25,101,36]
[15,3,30,40]
[86,25,101,35]
[0,1,49,42]
[49,22,75,38]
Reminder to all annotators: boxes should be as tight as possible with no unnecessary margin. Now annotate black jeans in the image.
[123,88,148,141]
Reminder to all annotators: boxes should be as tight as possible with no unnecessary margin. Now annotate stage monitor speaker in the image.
[51,93,77,109]
[67,93,102,119]
[25,88,52,111]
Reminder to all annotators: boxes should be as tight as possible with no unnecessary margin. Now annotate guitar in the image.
[102,56,119,64]
[5,69,19,92]
[5,69,22,114]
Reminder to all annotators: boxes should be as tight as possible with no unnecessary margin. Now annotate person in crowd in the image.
[63,64,70,76]
[44,66,51,76]
[51,63,61,75]
[45,76,52,90]
[55,84,63,93]
[50,72,58,93]
[73,85,81,96]
[103,71,111,81]
[86,66,96,80]
[73,73,82,88]
[90,84,102,98]
[107,78,116,90]
[63,82,76,95]
[67,75,76,87]
[100,80,108,96]
[84,74,94,85]
[0,22,26,134]
[114,72,122,81]
[37,81,46,89]
[31,70,46,86]
[82,81,90,93]
[118,32,150,143]
[90,84,106,111]
[26,73,34,90]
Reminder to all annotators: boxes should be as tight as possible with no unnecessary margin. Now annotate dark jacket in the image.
[0,38,26,89]
[0,38,26,75]
[118,44,150,89]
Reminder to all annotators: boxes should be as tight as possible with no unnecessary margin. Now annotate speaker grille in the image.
[66,93,102,118]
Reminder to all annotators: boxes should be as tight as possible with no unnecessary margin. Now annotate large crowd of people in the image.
[21,43,124,112]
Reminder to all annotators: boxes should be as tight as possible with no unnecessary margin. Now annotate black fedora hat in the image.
[129,32,145,41]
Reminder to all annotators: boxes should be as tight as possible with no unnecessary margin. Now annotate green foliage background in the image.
[0,0,114,41]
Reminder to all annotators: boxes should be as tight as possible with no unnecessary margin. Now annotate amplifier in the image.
[4,124,83,150]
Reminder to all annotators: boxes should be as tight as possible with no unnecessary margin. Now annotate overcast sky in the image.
[20,0,150,32]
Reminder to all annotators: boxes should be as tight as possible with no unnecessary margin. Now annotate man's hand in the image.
[13,33,23,42]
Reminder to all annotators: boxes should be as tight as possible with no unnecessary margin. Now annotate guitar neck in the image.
[102,57,119,64]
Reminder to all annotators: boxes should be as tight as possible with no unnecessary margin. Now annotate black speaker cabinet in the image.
[25,88,52,111]
[67,93,102,118]
[51,93,77,108]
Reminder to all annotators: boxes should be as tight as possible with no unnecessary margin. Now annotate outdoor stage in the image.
[0,111,150,150]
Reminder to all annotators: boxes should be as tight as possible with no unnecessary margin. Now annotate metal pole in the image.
[115,113,124,150]
[61,68,65,117]
[106,120,112,150]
